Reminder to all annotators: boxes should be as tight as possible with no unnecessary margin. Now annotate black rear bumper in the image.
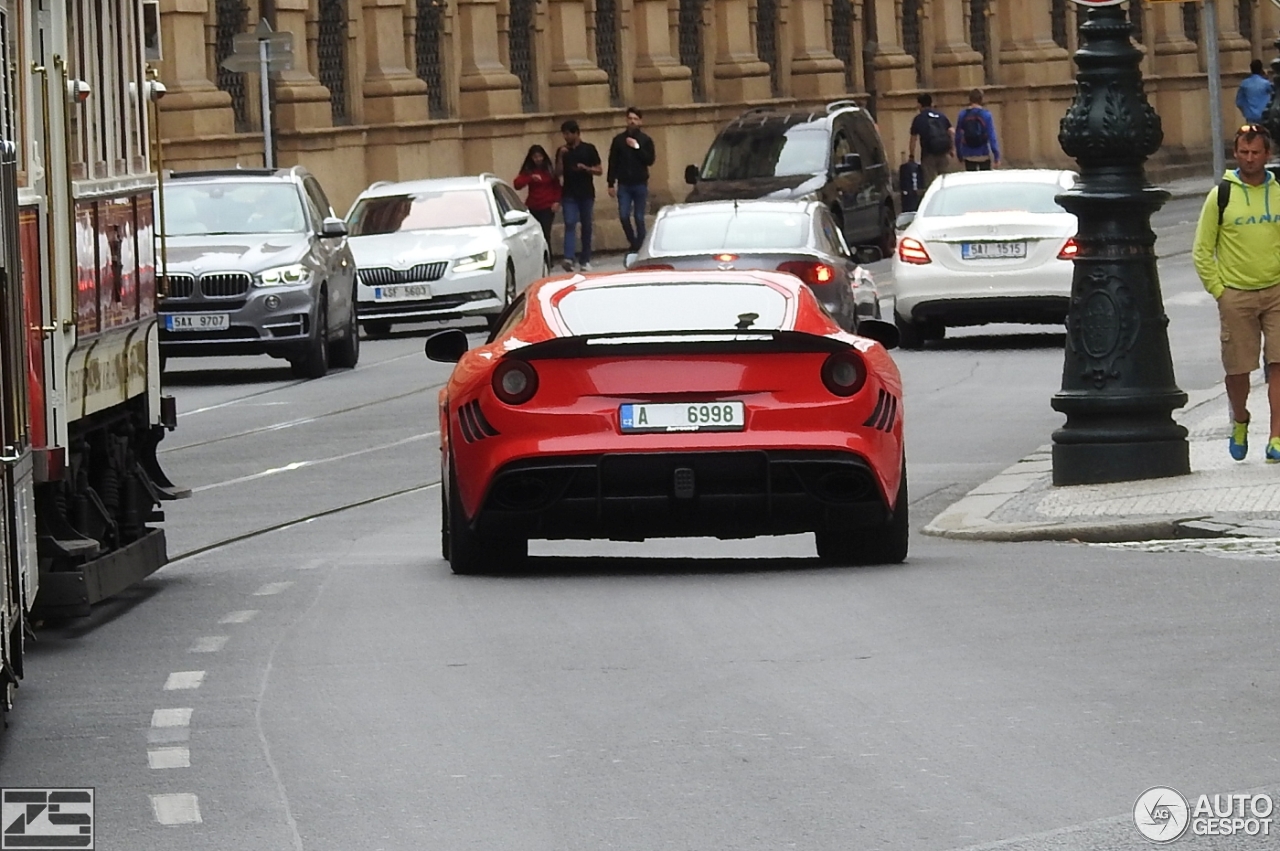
[908,296,1068,327]
[473,450,892,541]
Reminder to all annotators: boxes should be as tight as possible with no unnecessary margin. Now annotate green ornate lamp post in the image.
[1051,0,1189,486]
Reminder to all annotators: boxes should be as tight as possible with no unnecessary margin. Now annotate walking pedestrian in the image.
[955,89,1001,171]
[1236,59,1273,124]
[1192,123,1280,462]
[555,119,603,272]
[513,144,560,248]
[607,106,657,252]
[908,93,953,190]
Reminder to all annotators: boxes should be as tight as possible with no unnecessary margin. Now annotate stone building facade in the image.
[153,0,1277,228]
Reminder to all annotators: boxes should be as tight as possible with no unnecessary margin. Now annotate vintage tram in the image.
[2,0,182,716]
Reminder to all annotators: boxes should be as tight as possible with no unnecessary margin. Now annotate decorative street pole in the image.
[1051,0,1189,486]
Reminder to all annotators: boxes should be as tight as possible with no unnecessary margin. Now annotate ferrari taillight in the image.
[821,351,867,397]
[777,261,837,286]
[1058,236,1079,260]
[898,237,931,265]
[492,360,539,405]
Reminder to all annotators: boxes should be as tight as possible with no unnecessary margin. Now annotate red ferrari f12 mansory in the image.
[426,269,906,574]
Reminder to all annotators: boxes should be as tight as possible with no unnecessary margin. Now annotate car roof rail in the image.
[826,100,860,113]
[169,167,278,179]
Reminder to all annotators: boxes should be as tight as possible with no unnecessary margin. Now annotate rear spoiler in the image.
[506,330,850,361]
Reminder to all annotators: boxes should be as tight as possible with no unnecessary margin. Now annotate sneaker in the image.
[1267,437,1280,464]
[1230,420,1249,461]
[580,261,593,272]
[561,258,575,273]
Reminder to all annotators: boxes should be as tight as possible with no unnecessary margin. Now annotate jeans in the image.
[964,159,993,172]
[561,196,594,263]
[616,183,649,250]
[530,207,554,248]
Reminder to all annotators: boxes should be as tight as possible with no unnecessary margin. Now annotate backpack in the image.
[1217,179,1231,227]
[919,112,951,156]
[960,108,989,150]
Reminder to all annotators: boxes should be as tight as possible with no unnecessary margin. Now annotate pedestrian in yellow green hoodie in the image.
[1192,124,1280,462]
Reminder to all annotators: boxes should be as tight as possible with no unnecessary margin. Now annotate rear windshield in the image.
[653,211,809,252]
[163,182,307,235]
[556,282,790,335]
[924,183,1068,217]
[347,189,493,236]
[699,127,827,180]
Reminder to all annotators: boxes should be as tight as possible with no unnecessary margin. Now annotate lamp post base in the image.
[1051,440,1189,487]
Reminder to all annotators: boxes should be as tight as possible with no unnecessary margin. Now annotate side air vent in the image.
[862,389,898,433]
[457,399,500,444]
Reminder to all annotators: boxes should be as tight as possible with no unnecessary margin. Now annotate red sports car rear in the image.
[427,270,906,574]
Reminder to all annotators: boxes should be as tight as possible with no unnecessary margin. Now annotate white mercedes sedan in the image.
[891,169,1079,348]
[345,175,550,337]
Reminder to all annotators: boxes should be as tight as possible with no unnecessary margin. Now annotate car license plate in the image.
[961,241,1026,260]
[164,313,229,331]
[374,284,432,301]
[619,402,745,433]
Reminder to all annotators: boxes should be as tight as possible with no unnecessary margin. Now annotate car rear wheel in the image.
[329,295,360,369]
[363,319,392,339]
[291,298,330,379]
[815,459,909,566]
[487,265,517,333]
[878,204,896,259]
[446,457,527,575]
[895,313,924,349]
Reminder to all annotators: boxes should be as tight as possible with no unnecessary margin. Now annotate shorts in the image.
[1218,284,1280,375]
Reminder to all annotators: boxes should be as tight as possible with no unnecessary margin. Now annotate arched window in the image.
[214,0,250,131]
[968,0,989,70]
[507,0,537,111]
[415,0,449,117]
[1051,0,1069,50]
[1182,2,1199,45]
[1238,0,1255,46]
[1128,0,1144,46]
[831,0,854,91]
[756,0,780,96]
[901,0,923,85]
[594,0,621,105]
[678,0,705,102]
[317,0,349,124]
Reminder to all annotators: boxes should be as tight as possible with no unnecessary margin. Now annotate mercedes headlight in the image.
[453,249,497,273]
[256,263,312,287]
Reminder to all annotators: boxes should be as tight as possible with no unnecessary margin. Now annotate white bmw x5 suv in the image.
[345,174,551,336]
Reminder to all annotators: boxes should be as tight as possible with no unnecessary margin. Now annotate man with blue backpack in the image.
[956,89,1001,171]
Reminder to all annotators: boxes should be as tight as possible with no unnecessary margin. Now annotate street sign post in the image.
[219,19,293,168]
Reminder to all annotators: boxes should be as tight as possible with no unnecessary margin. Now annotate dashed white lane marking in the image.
[189,636,229,653]
[219,609,258,624]
[253,581,293,596]
[192,430,436,493]
[296,558,326,571]
[147,747,191,770]
[164,671,206,690]
[150,793,202,825]
[151,708,193,727]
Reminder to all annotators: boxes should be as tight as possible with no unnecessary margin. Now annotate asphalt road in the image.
[2,193,1276,851]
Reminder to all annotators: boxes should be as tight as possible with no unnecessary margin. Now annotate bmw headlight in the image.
[256,263,312,287]
[453,249,497,273]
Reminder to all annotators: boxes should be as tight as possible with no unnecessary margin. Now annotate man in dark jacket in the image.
[556,119,603,271]
[606,107,657,252]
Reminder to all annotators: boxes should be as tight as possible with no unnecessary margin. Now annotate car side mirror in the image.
[502,209,530,227]
[684,164,700,185]
[624,252,638,269]
[834,152,863,175]
[895,212,916,230]
[855,318,899,350]
[425,328,469,362]
[855,246,882,264]
[320,217,347,238]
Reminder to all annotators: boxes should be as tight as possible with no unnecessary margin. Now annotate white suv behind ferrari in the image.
[345,174,550,336]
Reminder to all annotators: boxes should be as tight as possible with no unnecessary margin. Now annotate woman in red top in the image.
[513,144,561,247]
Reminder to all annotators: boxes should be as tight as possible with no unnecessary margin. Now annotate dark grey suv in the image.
[684,101,895,256]
[158,166,359,378]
